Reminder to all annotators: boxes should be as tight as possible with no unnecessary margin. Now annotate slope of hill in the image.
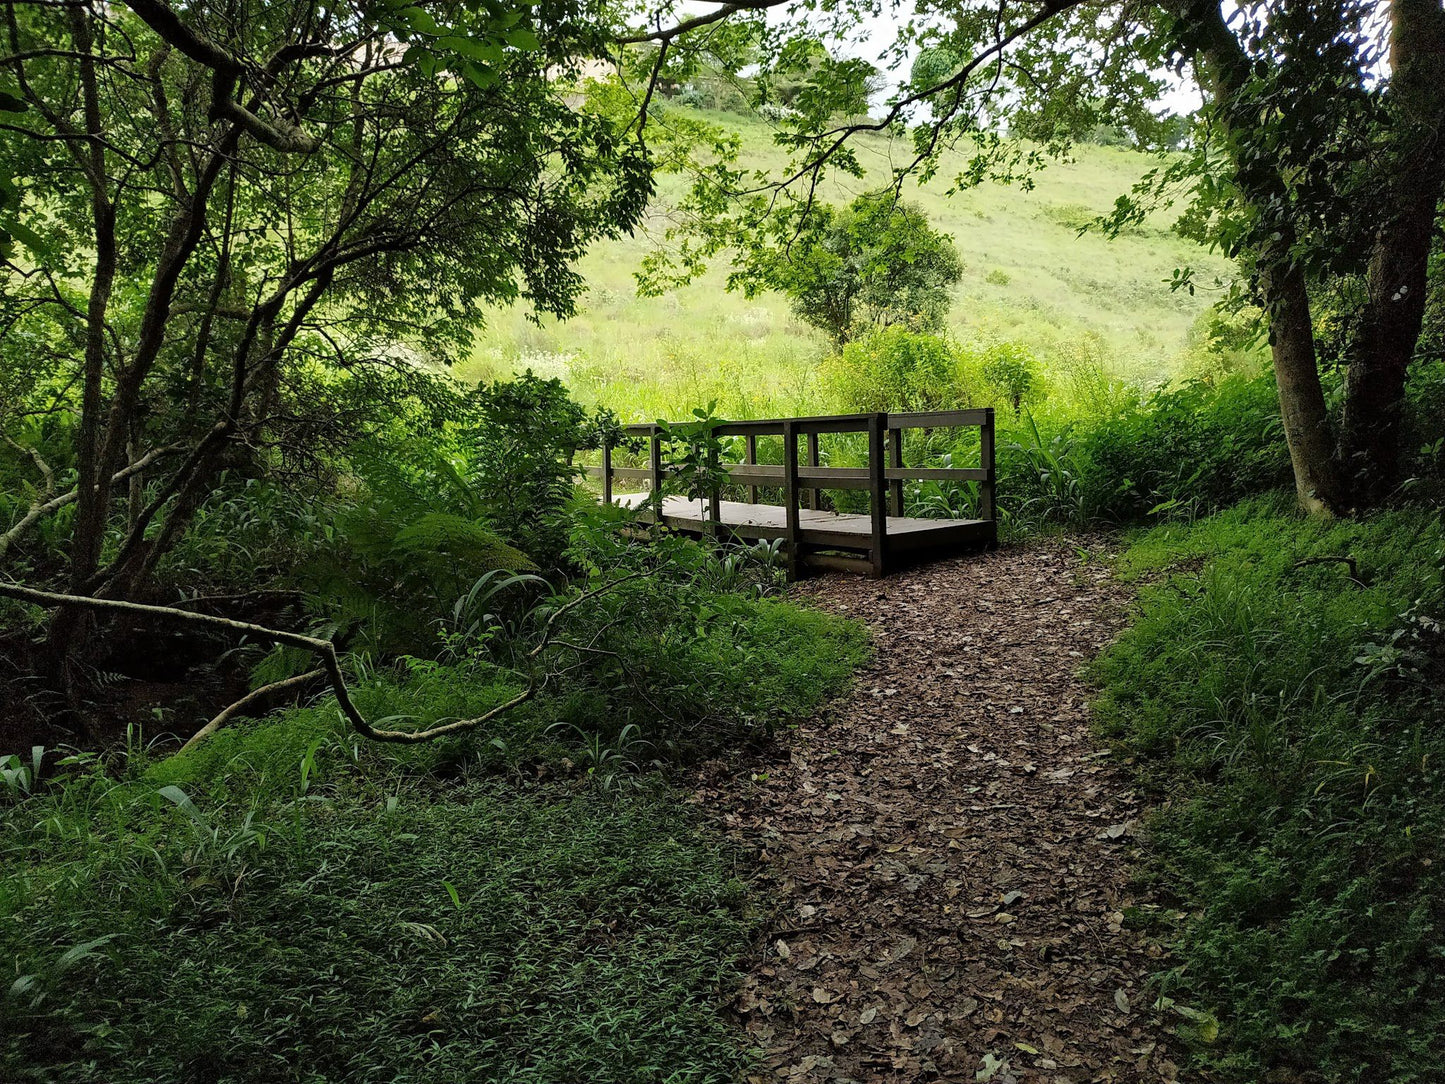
[459,108,1236,420]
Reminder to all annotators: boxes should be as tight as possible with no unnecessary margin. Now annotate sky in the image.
[665,0,1204,115]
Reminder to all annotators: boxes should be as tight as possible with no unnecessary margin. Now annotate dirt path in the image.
[697,539,1184,1084]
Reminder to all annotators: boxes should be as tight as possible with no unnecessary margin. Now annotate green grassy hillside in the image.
[459,108,1235,420]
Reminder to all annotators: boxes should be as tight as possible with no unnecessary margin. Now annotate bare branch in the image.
[0,571,650,744]
[0,444,182,563]
[178,667,325,753]
[618,0,786,45]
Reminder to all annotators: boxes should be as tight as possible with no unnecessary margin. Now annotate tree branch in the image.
[618,0,787,45]
[178,667,325,753]
[121,0,324,152]
[0,571,649,744]
[0,444,182,562]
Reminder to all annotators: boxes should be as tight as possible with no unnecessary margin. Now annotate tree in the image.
[0,0,651,681]
[748,196,963,347]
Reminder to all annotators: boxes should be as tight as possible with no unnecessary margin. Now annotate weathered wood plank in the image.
[888,427,904,516]
[783,419,800,578]
[867,413,887,578]
[980,407,996,523]
[745,433,758,504]
[887,408,992,429]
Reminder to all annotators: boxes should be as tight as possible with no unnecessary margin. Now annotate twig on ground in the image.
[1292,554,1368,587]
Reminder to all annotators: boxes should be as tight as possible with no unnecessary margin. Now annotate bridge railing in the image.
[584,409,995,574]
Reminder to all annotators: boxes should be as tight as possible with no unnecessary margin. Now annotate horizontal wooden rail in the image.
[887,408,992,429]
[589,408,996,577]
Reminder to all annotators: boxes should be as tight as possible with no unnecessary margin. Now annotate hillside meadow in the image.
[460,107,1239,420]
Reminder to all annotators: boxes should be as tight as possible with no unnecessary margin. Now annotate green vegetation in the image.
[2,506,866,1081]
[1095,500,1445,1079]
[462,110,1236,418]
[4,0,1445,1080]
[4,756,753,1083]
[739,195,964,347]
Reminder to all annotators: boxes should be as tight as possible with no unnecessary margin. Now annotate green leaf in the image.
[157,784,208,828]
[504,27,541,51]
[56,934,120,972]
[397,6,440,34]
[442,880,463,909]
[437,34,504,65]
[462,62,498,89]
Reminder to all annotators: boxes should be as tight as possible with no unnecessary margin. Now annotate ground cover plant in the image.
[1,516,866,1081]
[1093,498,1445,1080]
[3,763,753,1084]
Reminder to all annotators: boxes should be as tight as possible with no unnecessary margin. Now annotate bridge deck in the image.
[613,494,994,556]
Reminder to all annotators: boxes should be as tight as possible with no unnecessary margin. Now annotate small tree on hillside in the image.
[752,197,963,347]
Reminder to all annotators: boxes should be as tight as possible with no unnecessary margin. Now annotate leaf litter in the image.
[694,540,1193,1083]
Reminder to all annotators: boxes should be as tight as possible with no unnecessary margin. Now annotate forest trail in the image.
[696,540,1185,1084]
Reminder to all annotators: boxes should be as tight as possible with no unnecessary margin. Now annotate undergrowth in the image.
[3,769,752,1083]
[2,526,866,1082]
[1094,497,1445,1080]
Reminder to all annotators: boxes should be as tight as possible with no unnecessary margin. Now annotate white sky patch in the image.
[666,0,1205,115]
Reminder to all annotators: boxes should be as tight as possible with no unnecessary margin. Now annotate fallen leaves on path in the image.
[696,540,1187,1084]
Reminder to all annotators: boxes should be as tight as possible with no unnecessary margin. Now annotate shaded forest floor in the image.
[697,540,1186,1083]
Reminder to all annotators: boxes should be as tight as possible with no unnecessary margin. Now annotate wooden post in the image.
[867,413,887,578]
[745,433,758,504]
[887,425,904,516]
[806,431,820,510]
[707,437,721,533]
[649,427,663,517]
[782,419,800,579]
[601,438,613,506]
[979,408,996,523]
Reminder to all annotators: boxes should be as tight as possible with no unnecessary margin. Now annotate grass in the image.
[460,106,1236,420]
[1,555,869,1083]
[1093,497,1445,1080]
[4,766,751,1083]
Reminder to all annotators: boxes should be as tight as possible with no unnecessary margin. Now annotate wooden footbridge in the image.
[586,410,997,577]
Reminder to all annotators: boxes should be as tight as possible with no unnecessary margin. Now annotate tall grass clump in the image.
[1093,498,1445,1080]
[2,757,755,1084]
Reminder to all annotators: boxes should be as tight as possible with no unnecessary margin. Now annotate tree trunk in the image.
[1264,254,1346,514]
[1341,0,1445,504]
[1172,0,1347,513]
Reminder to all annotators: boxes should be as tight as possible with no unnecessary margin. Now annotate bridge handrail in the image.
[586,409,996,542]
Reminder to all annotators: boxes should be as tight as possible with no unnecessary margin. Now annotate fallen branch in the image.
[1292,554,1368,588]
[179,667,325,754]
[0,571,647,744]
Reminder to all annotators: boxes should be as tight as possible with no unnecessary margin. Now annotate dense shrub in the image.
[1093,499,1445,1080]
[993,373,1289,529]
[820,327,968,413]
[1072,374,1291,521]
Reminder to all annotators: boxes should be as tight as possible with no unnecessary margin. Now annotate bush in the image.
[821,327,973,413]
[1071,373,1291,522]
[996,372,1290,530]
[1093,499,1445,1080]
